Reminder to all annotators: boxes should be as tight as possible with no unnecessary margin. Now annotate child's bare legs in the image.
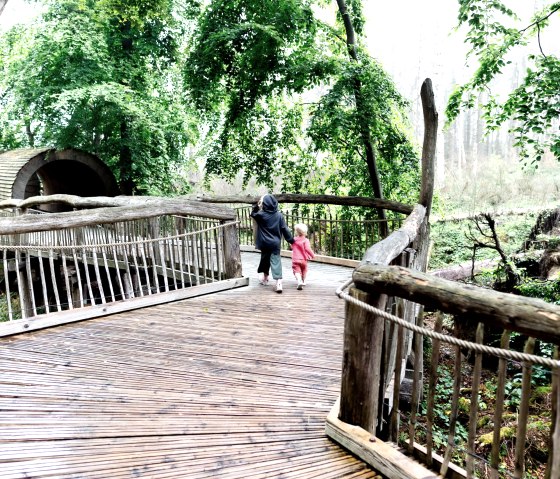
[293,262,304,290]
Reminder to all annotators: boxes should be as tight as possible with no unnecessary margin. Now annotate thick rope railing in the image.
[336,278,560,369]
[0,221,238,251]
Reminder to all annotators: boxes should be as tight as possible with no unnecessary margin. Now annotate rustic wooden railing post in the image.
[339,287,387,432]
[222,220,242,279]
[419,78,437,219]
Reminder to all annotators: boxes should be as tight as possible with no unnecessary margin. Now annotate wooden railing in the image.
[0,195,246,336]
[235,202,406,261]
[327,206,560,478]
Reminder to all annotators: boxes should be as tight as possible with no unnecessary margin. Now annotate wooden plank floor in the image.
[0,253,378,478]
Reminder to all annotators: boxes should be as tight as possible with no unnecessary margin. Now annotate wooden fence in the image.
[327,204,560,478]
[235,204,405,261]
[0,195,246,336]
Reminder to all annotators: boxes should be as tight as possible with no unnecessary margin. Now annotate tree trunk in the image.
[0,0,8,17]
[118,19,135,195]
[335,0,388,234]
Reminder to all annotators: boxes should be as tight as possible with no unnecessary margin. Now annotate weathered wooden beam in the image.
[0,197,236,234]
[192,193,414,215]
[222,221,242,279]
[419,78,437,217]
[353,264,560,343]
[360,204,426,267]
[339,288,387,432]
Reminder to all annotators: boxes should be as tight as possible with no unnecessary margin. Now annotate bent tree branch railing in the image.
[0,195,246,336]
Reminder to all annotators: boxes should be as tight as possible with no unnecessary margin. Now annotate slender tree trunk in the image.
[0,0,8,17]
[25,120,35,147]
[118,19,135,195]
[335,0,388,233]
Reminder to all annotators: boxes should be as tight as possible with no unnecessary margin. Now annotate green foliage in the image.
[0,0,195,195]
[429,213,537,270]
[185,0,420,201]
[447,1,560,165]
[516,277,560,305]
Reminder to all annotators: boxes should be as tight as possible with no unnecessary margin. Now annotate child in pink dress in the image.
[291,223,315,290]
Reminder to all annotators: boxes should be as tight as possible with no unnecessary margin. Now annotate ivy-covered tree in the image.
[0,0,195,194]
[446,0,560,165]
[184,0,420,207]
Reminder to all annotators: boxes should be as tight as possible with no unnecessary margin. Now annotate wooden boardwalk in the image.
[0,253,378,478]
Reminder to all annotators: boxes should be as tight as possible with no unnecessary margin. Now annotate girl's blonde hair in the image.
[295,223,308,236]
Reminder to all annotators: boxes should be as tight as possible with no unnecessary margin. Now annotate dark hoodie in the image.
[250,194,294,254]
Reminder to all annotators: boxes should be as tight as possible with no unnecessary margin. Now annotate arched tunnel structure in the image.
[0,148,120,211]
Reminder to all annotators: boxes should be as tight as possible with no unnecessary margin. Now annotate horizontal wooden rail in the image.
[353,264,560,343]
[0,194,236,223]
[192,193,414,215]
[360,204,426,267]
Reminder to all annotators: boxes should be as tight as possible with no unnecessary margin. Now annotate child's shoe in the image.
[295,273,303,290]
[276,280,283,293]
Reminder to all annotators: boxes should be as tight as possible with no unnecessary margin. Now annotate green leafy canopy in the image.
[446,0,560,166]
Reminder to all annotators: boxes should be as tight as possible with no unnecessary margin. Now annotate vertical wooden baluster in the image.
[159,235,170,293]
[184,229,194,286]
[25,251,37,316]
[111,240,125,300]
[548,347,560,479]
[408,308,424,454]
[209,228,216,281]
[166,229,177,290]
[2,249,13,320]
[48,248,61,312]
[37,252,50,314]
[174,220,186,289]
[198,231,206,283]
[389,300,405,443]
[101,226,115,302]
[139,236,152,295]
[91,244,106,304]
[81,246,95,305]
[490,330,511,479]
[191,232,200,286]
[466,322,485,478]
[119,222,134,298]
[214,226,222,281]
[71,245,84,308]
[128,223,143,297]
[61,248,73,310]
[14,251,27,318]
[441,330,463,477]
[147,220,161,293]
[426,312,444,468]
[514,338,535,479]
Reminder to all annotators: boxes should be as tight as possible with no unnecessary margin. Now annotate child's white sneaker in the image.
[297,281,303,290]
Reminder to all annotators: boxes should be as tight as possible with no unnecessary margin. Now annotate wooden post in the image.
[339,286,387,433]
[419,78,438,220]
[222,221,242,279]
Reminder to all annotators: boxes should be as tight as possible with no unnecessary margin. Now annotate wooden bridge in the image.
[1,81,559,478]
[0,253,381,479]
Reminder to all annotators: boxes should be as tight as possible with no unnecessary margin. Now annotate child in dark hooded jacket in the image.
[250,194,294,293]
